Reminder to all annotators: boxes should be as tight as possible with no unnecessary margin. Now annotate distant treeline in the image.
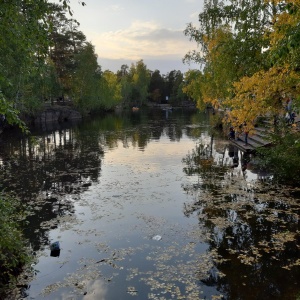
[0,1,191,129]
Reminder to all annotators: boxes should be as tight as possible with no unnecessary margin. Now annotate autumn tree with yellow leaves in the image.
[184,0,300,132]
[184,0,300,184]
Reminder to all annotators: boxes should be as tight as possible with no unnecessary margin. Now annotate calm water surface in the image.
[1,109,300,300]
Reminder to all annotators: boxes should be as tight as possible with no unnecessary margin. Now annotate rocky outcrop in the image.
[34,106,82,125]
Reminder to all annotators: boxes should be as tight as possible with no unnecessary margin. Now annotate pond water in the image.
[1,108,300,300]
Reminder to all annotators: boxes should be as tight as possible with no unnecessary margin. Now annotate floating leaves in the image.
[183,158,300,294]
[127,286,138,296]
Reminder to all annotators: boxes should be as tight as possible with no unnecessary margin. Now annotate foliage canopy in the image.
[184,0,300,130]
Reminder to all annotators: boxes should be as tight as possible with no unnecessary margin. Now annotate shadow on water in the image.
[0,108,299,299]
[0,119,103,252]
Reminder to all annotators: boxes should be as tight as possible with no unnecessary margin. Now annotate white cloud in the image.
[82,279,107,300]
[51,0,203,73]
[90,20,196,61]
[190,11,200,21]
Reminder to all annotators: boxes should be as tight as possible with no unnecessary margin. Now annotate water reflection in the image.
[1,108,299,299]
[182,140,300,299]
[82,279,108,300]
[0,124,104,251]
[0,108,206,254]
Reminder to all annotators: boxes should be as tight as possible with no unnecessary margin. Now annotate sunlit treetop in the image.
[224,64,300,131]
[183,0,300,132]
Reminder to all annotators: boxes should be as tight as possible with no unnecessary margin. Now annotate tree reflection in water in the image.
[0,126,103,251]
[182,141,300,299]
[1,110,299,299]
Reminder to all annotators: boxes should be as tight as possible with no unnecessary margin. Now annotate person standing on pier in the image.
[243,123,249,146]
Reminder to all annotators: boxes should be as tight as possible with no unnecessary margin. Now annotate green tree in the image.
[117,64,133,108]
[99,71,122,110]
[71,42,102,112]
[148,70,165,104]
[48,3,87,100]
[165,70,184,105]
[182,70,205,109]
[183,0,274,109]
[117,64,129,78]
[0,0,51,125]
[129,60,150,106]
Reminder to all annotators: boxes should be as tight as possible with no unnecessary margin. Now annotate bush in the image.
[256,131,300,186]
[0,193,30,296]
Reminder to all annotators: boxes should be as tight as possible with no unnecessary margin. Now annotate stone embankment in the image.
[34,105,82,125]
[0,104,82,135]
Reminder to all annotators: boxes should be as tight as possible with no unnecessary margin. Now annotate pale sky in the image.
[61,0,203,74]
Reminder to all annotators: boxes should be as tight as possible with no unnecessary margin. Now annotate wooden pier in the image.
[229,115,300,153]
[229,127,272,153]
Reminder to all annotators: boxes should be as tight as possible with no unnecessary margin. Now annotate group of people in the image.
[285,98,297,125]
[285,111,296,125]
[228,123,249,146]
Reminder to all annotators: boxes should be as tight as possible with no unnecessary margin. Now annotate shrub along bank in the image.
[0,192,30,297]
[256,131,300,186]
